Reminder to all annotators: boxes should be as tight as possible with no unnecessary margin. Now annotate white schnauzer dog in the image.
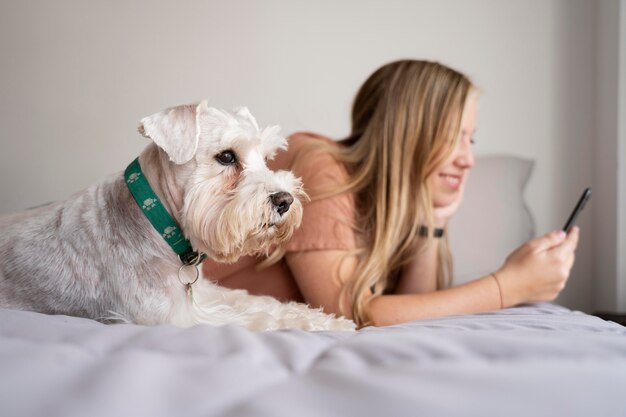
[0,101,355,331]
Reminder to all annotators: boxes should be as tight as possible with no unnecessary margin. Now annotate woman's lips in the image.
[439,173,462,190]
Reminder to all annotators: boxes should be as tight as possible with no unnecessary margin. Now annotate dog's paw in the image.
[301,314,356,332]
[325,316,357,332]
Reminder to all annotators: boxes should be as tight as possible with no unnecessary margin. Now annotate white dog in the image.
[0,101,355,331]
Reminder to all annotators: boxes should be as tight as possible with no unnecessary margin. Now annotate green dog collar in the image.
[124,158,206,266]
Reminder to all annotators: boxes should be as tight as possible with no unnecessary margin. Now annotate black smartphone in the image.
[562,187,592,233]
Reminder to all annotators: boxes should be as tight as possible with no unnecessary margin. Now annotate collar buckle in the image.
[179,251,207,266]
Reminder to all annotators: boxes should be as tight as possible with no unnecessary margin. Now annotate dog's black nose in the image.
[270,192,294,216]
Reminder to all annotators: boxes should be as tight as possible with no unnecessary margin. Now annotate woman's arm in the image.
[286,248,500,323]
[394,238,440,294]
[285,250,356,317]
[285,227,579,326]
[367,276,501,326]
[395,196,463,295]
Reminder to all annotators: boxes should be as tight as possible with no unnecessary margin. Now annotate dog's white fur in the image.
[0,101,355,331]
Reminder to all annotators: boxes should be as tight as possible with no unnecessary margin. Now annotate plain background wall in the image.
[594,0,626,313]
[0,0,613,312]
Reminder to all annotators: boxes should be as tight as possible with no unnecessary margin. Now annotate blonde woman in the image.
[203,59,579,328]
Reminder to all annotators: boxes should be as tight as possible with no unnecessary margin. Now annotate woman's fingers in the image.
[565,252,576,272]
[530,229,568,252]
[550,226,580,258]
[500,227,581,306]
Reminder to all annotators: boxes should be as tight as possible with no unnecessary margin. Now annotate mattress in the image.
[1,303,625,417]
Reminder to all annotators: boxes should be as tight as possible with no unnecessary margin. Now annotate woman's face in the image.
[427,98,477,208]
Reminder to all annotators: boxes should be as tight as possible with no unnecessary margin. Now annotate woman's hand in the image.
[494,226,580,307]
[432,192,464,227]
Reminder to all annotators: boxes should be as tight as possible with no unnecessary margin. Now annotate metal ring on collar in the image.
[178,264,200,286]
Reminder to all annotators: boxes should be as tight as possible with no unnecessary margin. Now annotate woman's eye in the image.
[215,150,237,165]
[470,138,476,145]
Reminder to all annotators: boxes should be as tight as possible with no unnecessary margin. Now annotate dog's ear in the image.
[138,102,204,164]
[233,106,260,131]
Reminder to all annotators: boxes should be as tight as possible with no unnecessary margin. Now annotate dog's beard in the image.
[182,176,305,263]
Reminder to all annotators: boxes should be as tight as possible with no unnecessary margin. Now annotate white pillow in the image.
[448,156,535,285]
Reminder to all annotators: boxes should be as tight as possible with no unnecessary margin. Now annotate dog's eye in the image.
[215,150,237,166]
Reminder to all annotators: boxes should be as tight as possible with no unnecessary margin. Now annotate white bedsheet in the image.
[1,303,625,417]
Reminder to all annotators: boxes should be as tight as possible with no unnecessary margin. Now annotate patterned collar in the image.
[124,158,206,266]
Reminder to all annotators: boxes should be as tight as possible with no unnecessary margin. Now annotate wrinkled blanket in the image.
[1,303,625,417]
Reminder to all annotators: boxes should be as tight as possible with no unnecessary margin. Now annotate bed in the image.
[2,303,625,417]
[1,156,625,417]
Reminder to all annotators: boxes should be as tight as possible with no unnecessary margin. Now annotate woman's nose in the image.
[455,141,475,169]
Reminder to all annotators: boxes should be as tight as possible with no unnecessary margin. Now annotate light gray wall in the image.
[616,0,626,313]
[594,0,626,313]
[0,0,608,312]
[594,0,619,312]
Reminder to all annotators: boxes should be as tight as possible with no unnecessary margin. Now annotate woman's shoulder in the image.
[288,131,335,145]
[270,131,343,172]
[285,131,340,158]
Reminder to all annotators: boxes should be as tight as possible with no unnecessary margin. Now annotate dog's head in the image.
[138,100,307,263]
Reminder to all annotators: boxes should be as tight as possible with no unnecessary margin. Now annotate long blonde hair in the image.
[293,60,474,327]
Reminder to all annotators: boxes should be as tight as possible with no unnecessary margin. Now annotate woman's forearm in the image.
[395,238,439,294]
[368,274,501,327]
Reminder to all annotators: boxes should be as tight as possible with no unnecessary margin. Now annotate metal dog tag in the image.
[178,264,199,305]
[186,283,194,304]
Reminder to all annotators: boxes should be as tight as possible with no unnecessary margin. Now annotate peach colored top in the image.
[202,132,358,302]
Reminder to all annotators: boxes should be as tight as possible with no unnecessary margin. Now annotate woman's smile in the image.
[438,172,463,191]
